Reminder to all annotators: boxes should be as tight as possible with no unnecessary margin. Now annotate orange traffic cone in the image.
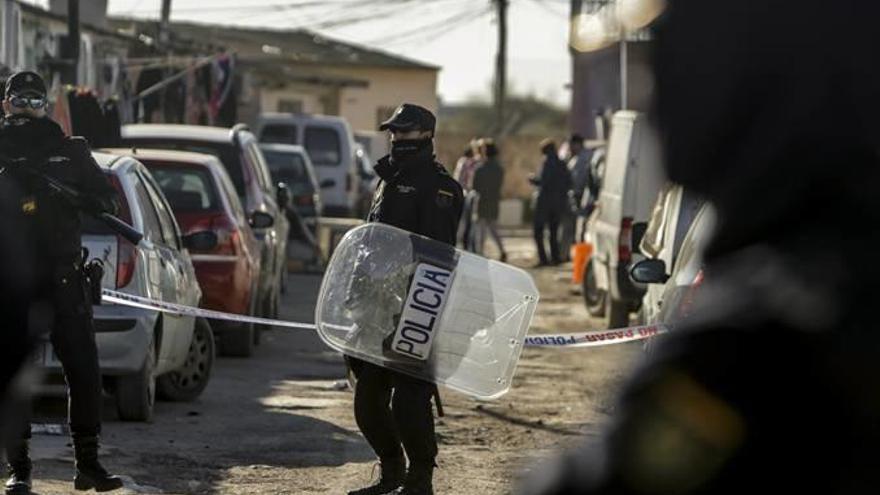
[571,242,593,284]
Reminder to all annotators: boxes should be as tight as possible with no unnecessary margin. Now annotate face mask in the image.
[391,138,432,162]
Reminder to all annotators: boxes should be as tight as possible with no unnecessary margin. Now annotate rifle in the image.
[1,159,144,245]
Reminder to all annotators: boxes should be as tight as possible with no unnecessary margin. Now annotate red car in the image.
[105,148,265,357]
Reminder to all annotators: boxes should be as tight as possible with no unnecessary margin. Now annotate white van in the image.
[583,111,665,327]
[256,113,360,217]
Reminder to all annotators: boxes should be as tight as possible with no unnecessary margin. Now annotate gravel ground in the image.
[27,235,642,494]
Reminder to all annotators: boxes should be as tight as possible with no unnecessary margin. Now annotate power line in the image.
[363,2,492,46]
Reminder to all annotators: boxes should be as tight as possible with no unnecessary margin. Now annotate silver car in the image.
[39,152,212,421]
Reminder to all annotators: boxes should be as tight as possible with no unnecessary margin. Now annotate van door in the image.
[303,125,347,215]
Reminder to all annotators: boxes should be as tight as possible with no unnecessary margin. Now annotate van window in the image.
[261,124,298,145]
[304,127,341,166]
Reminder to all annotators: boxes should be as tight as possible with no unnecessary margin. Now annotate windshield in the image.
[148,164,221,213]
[262,150,315,194]
[121,138,244,196]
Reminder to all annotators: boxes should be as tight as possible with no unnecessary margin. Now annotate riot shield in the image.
[315,223,539,399]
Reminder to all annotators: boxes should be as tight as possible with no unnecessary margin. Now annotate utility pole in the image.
[61,0,80,84]
[160,0,172,46]
[494,0,508,138]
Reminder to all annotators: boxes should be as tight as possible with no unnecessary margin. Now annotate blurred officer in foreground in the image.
[0,71,124,494]
[519,1,880,493]
[348,103,463,495]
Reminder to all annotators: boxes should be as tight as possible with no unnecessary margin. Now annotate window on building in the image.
[277,99,304,114]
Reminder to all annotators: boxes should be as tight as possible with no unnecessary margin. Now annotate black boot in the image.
[348,457,406,495]
[395,462,434,495]
[4,440,32,495]
[72,436,123,492]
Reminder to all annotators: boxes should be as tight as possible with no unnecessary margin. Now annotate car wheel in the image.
[157,318,215,402]
[583,261,607,317]
[607,297,630,329]
[219,321,255,357]
[255,287,280,344]
[116,339,156,422]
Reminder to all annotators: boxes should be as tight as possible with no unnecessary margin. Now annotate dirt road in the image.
[29,235,643,494]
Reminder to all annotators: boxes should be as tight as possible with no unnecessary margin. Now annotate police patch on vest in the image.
[436,189,454,208]
[21,196,37,215]
[391,263,454,361]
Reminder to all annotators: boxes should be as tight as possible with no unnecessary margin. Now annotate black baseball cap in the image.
[5,71,47,99]
[379,103,436,134]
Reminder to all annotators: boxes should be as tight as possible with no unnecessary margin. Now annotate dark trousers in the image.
[8,265,103,443]
[351,359,437,465]
[534,207,563,264]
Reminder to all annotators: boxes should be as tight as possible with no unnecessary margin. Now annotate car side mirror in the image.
[631,222,648,253]
[276,182,291,209]
[182,230,218,251]
[320,179,336,189]
[630,258,669,284]
[250,211,275,229]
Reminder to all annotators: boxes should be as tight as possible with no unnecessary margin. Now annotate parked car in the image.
[259,143,323,235]
[636,183,704,324]
[121,124,290,345]
[582,110,665,327]
[43,152,213,421]
[255,113,360,217]
[107,148,265,357]
[630,203,716,351]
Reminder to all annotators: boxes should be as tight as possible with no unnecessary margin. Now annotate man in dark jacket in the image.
[0,71,123,494]
[530,139,572,266]
[519,1,880,494]
[471,139,507,262]
[349,103,463,495]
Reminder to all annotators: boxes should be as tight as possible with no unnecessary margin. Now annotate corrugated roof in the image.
[108,18,439,71]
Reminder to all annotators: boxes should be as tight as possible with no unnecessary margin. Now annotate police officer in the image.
[348,103,463,495]
[0,71,123,494]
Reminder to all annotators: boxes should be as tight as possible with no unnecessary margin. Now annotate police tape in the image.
[523,324,668,348]
[101,289,666,348]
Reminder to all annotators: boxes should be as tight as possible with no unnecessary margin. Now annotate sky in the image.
[21,0,574,107]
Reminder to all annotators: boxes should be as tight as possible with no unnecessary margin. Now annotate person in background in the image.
[560,134,592,261]
[453,141,479,250]
[471,139,508,262]
[519,0,880,493]
[529,139,572,267]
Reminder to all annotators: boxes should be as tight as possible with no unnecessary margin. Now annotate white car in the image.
[637,184,704,324]
[40,152,213,422]
[630,203,716,351]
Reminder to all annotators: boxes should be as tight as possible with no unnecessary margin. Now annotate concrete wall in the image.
[569,40,653,138]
